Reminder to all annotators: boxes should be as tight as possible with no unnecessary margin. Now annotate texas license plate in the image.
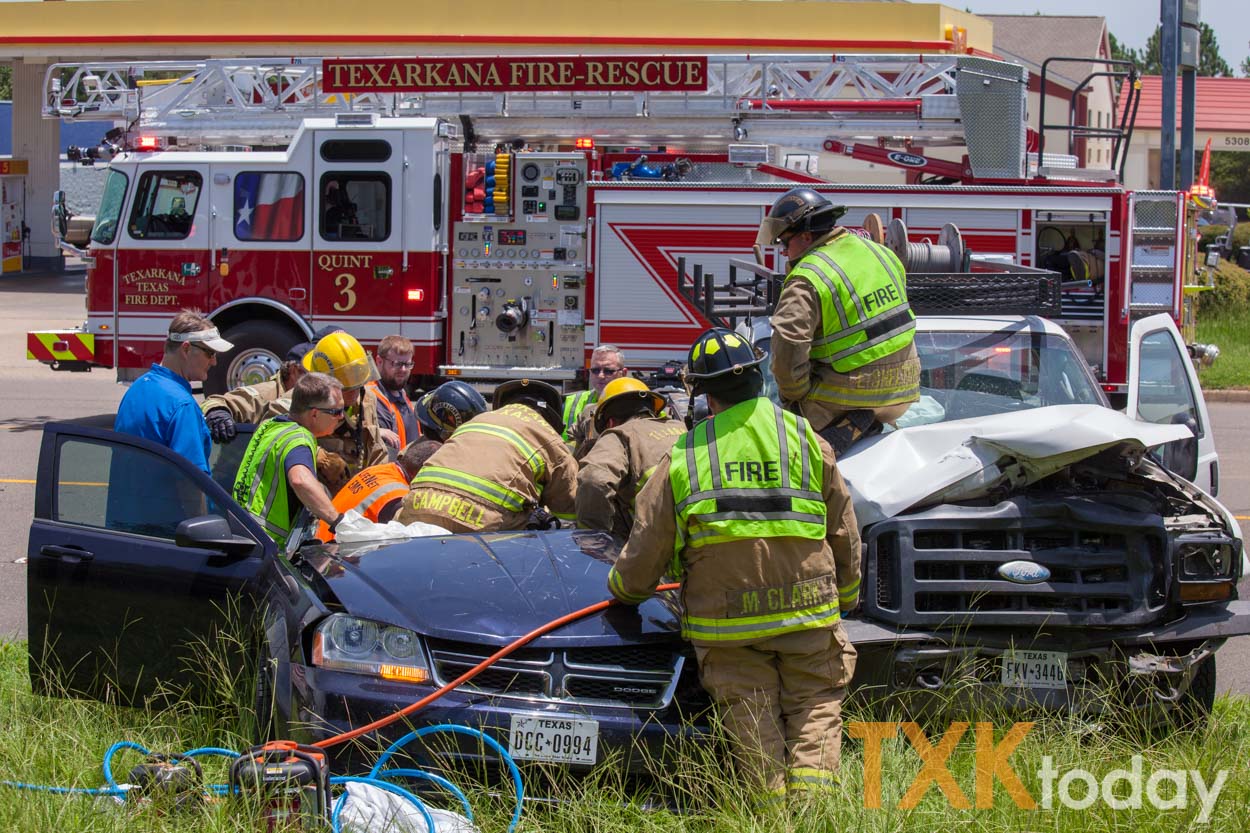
[1000,649,1068,690]
[508,715,599,765]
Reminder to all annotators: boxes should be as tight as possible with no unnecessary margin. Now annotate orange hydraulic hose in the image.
[315,582,682,749]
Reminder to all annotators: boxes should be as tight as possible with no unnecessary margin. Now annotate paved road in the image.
[1,270,1249,693]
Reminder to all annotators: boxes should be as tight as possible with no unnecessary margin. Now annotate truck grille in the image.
[864,497,1169,628]
[425,638,684,710]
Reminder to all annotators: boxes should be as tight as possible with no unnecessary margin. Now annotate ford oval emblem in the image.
[996,560,1051,584]
[887,151,927,168]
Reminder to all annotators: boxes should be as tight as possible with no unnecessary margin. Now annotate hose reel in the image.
[886,218,969,273]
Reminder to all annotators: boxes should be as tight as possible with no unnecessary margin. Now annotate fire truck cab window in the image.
[91,169,129,245]
[320,140,392,163]
[320,174,390,242]
[128,171,202,240]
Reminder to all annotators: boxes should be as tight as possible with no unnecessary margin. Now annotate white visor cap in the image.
[168,327,234,353]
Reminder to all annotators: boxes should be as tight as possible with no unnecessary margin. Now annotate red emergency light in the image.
[406,289,424,302]
[575,137,594,150]
[136,136,161,150]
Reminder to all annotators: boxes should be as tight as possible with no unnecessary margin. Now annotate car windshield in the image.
[896,328,1104,427]
[90,169,128,245]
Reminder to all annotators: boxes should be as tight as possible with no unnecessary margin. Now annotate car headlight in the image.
[312,614,430,683]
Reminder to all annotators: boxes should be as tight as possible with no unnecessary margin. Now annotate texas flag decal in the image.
[235,172,304,241]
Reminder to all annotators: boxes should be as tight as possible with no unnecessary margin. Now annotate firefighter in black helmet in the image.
[608,327,860,802]
[759,187,920,454]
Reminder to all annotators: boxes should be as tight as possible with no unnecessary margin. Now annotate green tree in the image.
[1241,55,1250,77]
[0,65,11,101]
[1109,32,1139,66]
[1139,22,1233,76]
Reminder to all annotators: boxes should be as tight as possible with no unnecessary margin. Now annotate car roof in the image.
[915,315,1071,337]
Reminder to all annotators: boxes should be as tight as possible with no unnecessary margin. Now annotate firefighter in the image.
[413,380,488,442]
[233,372,347,547]
[369,334,419,453]
[202,341,310,442]
[607,328,860,802]
[201,324,344,442]
[575,377,685,539]
[314,438,442,542]
[562,344,628,447]
[396,379,577,533]
[758,187,921,454]
[275,331,389,494]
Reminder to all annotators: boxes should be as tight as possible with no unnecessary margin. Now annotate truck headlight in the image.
[312,614,430,683]
[1178,539,1238,581]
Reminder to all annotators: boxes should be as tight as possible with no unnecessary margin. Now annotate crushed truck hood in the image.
[838,404,1191,527]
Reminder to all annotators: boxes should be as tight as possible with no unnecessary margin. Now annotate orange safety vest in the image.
[369,381,415,448]
[315,461,412,542]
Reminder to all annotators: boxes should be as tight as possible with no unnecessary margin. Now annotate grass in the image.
[0,637,1246,831]
[1197,312,1250,390]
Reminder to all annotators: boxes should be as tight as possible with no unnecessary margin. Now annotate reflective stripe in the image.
[233,419,316,546]
[789,234,915,373]
[608,566,652,604]
[788,768,839,791]
[671,398,826,550]
[455,422,546,479]
[357,481,409,516]
[682,602,841,641]
[368,381,410,448]
[412,465,528,513]
[838,578,861,608]
[562,390,596,439]
[807,379,919,407]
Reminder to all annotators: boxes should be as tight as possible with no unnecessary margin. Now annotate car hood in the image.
[310,529,681,646]
[838,404,1191,528]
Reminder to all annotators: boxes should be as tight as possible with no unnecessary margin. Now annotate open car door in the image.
[27,423,273,703]
[1126,313,1219,494]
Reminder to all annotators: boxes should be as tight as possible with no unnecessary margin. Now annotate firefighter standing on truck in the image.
[396,379,577,533]
[607,328,860,802]
[759,188,920,454]
[575,377,686,539]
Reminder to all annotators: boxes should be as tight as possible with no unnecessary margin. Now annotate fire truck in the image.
[29,52,1209,398]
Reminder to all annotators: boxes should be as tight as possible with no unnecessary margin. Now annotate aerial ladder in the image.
[46,53,1034,180]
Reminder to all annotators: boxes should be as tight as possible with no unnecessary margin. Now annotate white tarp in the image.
[838,404,1191,527]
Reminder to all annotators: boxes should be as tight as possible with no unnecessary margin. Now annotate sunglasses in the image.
[589,367,623,376]
[316,406,347,417]
[191,343,218,357]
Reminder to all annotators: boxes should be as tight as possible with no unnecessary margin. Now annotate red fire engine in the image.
[28,52,1207,397]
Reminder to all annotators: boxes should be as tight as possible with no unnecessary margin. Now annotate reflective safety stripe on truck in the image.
[26,331,95,362]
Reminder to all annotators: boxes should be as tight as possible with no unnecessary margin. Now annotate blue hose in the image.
[371,724,524,833]
[101,741,151,791]
[182,747,240,760]
[329,775,434,833]
[0,781,126,797]
[373,768,473,821]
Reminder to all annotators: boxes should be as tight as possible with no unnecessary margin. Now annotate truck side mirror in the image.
[51,190,70,240]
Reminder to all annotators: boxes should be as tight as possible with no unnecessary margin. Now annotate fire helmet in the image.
[755,187,847,248]
[416,381,488,442]
[302,331,378,389]
[493,379,565,434]
[683,328,764,397]
[593,377,666,433]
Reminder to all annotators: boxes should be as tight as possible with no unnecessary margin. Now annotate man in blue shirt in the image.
[115,310,234,474]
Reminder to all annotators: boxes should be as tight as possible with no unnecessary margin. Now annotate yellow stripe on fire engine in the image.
[26,331,94,362]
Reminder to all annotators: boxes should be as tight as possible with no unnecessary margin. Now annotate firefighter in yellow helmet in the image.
[262,331,388,493]
[608,327,860,803]
[760,188,921,454]
[575,377,685,539]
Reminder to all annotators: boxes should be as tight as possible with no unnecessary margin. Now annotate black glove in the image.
[525,507,560,531]
[205,408,237,442]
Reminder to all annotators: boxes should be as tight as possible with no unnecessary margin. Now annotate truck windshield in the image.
[898,329,1104,427]
[90,169,128,245]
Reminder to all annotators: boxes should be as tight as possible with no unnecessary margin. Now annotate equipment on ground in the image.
[229,742,331,830]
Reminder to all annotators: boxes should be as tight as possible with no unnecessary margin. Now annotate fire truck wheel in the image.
[205,321,303,396]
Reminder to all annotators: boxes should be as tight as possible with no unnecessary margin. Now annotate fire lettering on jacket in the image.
[733,577,833,618]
